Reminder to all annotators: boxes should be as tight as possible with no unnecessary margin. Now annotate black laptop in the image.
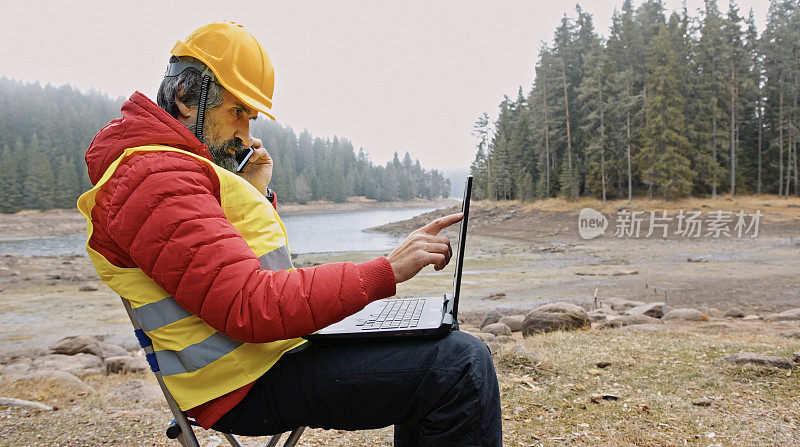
[305,176,472,341]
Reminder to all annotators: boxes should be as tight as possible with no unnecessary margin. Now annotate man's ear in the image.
[174,94,196,125]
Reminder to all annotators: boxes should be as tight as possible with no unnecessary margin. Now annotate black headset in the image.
[165,58,216,144]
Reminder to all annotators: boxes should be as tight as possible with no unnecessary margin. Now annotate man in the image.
[78,21,501,446]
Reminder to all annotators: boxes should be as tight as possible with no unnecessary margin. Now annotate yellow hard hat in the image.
[171,21,276,120]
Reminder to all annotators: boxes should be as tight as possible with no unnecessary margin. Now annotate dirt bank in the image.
[373,196,800,316]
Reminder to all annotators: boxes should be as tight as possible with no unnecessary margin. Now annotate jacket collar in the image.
[85,91,213,185]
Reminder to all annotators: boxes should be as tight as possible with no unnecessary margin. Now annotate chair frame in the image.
[121,298,306,447]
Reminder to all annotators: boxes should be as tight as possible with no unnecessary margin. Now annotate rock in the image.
[49,335,103,357]
[99,343,129,359]
[614,324,668,333]
[1,362,31,376]
[742,314,761,321]
[589,394,620,404]
[537,302,588,315]
[480,310,504,329]
[0,354,32,366]
[494,307,529,317]
[14,370,93,395]
[103,379,162,407]
[781,331,800,340]
[522,303,589,336]
[33,353,103,377]
[603,298,646,312]
[499,315,524,332]
[600,306,620,314]
[482,323,512,337]
[793,351,800,364]
[79,283,99,292]
[102,334,141,352]
[0,397,53,411]
[697,306,717,317]
[765,308,800,322]
[105,356,148,374]
[596,361,612,368]
[600,314,661,329]
[625,302,667,319]
[494,335,514,344]
[588,307,620,323]
[475,332,496,343]
[662,308,705,321]
[692,398,713,407]
[587,309,609,323]
[716,353,795,370]
[723,307,747,318]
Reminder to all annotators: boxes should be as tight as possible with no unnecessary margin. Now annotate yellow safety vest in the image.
[77,145,306,410]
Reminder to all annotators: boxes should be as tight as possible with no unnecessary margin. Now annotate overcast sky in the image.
[1,1,770,170]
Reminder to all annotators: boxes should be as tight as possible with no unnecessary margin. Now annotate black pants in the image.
[211,331,502,446]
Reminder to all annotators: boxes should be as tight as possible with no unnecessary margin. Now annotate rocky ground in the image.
[0,195,799,446]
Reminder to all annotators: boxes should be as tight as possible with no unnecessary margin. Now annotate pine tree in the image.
[54,155,79,209]
[721,0,748,196]
[22,134,56,210]
[577,45,610,202]
[470,113,491,200]
[490,134,512,200]
[0,145,20,212]
[696,0,728,197]
[637,21,695,199]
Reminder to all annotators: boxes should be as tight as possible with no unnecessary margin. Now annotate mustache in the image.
[208,138,247,172]
[219,138,246,154]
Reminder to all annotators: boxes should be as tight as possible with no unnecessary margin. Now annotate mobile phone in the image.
[235,147,254,172]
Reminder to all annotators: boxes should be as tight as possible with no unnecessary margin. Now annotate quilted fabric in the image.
[84,92,397,343]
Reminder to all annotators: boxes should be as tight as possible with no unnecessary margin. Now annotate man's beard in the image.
[189,122,246,173]
[208,138,246,173]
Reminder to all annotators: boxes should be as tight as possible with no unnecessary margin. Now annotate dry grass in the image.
[476,194,800,217]
[2,320,799,446]
[491,321,800,447]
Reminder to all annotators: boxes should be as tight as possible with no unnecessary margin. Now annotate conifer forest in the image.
[470,0,800,201]
[0,77,450,213]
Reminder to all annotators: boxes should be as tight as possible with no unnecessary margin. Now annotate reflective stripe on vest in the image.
[77,145,306,410]
[258,245,293,271]
[155,332,242,376]
[130,245,292,332]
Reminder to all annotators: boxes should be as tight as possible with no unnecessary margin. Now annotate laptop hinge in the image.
[441,293,455,325]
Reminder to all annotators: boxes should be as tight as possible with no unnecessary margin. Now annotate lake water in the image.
[0,207,439,257]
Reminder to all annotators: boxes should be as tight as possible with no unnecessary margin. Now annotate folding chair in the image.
[121,298,306,447]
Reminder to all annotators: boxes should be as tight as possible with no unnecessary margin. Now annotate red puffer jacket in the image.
[85,92,396,428]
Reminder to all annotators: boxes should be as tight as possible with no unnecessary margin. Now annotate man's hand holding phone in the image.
[236,137,273,195]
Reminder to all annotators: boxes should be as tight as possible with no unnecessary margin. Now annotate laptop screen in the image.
[451,176,472,318]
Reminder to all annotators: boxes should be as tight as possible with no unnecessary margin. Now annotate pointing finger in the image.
[419,212,463,235]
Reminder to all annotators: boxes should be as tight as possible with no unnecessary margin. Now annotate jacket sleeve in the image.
[102,151,396,343]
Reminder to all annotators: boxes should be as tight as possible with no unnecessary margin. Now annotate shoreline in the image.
[275,197,457,215]
[0,198,458,240]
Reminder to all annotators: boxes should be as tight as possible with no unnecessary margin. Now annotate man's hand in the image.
[237,137,273,195]
[386,212,464,283]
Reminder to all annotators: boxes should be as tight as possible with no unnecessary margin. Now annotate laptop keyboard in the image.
[356,298,426,330]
